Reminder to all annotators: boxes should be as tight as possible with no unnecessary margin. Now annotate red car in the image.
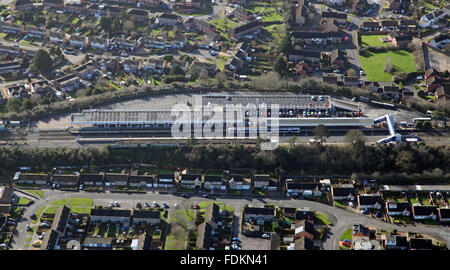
[342,241,351,247]
[193,203,199,209]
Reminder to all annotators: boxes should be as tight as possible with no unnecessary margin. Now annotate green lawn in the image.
[17,197,31,205]
[360,50,416,82]
[210,17,236,32]
[334,200,345,208]
[25,190,44,198]
[340,228,353,241]
[314,211,331,225]
[360,35,389,47]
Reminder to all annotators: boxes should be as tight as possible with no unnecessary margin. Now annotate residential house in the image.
[83,237,114,249]
[142,59,166,74]
[234,8,253,22]
[49,32,65,44]
[438,208,450,222]
[343,76,360,86]
[12,0,33,12]
[14,172,48,185]
[51,174,79,187]
[288,50,321,64]
[112,38,137,51]
[122,59,141,74]
[65,1,86,14]
[386,235,408,250]
[74,61,94,80]
[399,19,417,31]
[203,175,226,191]
[191,60,216,75]
[43,0,64,10]
[381,20,399,31]
[196,203,220,250]
[382,85,401,99]
[281,207,297,218]
[179,174,202,190]
[52,73,81,92]
[268,179,278,192]
[89,37,109,51]
[253,174,270,190]
[128,175,154,189]
[155,173,175,189]
[79,174,104,186]
[228,174,251,191]
[0,61,22,75]
[104,173,129,188]
[228,21,262,42]
[419,9,446,28]
[412,205,438,220]
[321,12,347,24]
[435,86,449,103]
[291,31,342,45]
[90,208,132,226]
[128,9,149,23]
[409,238,432,250]
[41,206,71,250]
[158,13,181,26]
[0,22,24,35]
[68,35,87,48]
[243,206,275,223]
[322,75,339,85]
[286,181,322,197]
[431,34,449,49]
[392,34,412,48]
[358,195,383,209]
[332,186,356,201]
[361,21,380,31]
[0,186,13,216]
[386,202,411,216]
[132,210,160,225]
[97,57,119,72]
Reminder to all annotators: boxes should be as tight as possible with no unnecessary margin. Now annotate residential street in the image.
[11,189,450,250]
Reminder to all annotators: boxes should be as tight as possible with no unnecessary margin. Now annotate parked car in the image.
[261,233,270,239]
[193,203,199,210]
[26,224,30,231]
[152,201,158,207]
[110,201,114,207]
[39,232,46,240]
[162,202,168,208]
[114,201,120,207]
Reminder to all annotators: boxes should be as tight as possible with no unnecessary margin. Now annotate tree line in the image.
[0,144,448,183]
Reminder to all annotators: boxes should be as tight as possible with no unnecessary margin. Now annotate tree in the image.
[313,125,329,143]
[215,72,227,85]
[22,99,33,110]
[288,136,297,147]
[273,56,288,76]
[100,16,112,32]
[31,49,52,73]
[169,64,184,76]
[346,68,356,76]
[279,36,292,55]
[344,130,366,145]
[384,56,393,73]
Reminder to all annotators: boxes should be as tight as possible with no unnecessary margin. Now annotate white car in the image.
[360,70,365,76]
[110,202,114,207]
[261,233,270,239]
[152,201,158,207]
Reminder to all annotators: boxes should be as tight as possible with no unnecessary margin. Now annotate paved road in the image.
[11,189,450,250]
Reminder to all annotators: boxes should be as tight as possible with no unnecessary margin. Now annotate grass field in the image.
[340,228,353,241]
[210,17,236,32]
[314,211,331,225]
[17,197,31,205]
[25,190,44,198]
[360,35,389,47]
[360,50,416,82]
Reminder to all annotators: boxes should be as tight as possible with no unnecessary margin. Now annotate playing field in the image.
[360,49,416,82]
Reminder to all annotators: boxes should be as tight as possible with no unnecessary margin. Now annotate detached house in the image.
[52,73,81,92]
[358,194,384,210]
[158,13,181,26]
[385,235,408,250]
[51,174,79,187]
[286,181,322,197]
[412,205,438,220]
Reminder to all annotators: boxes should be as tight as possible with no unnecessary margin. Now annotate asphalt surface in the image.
[11,189,450,250]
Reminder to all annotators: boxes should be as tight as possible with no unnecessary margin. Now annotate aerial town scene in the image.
[0,0,449,252]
